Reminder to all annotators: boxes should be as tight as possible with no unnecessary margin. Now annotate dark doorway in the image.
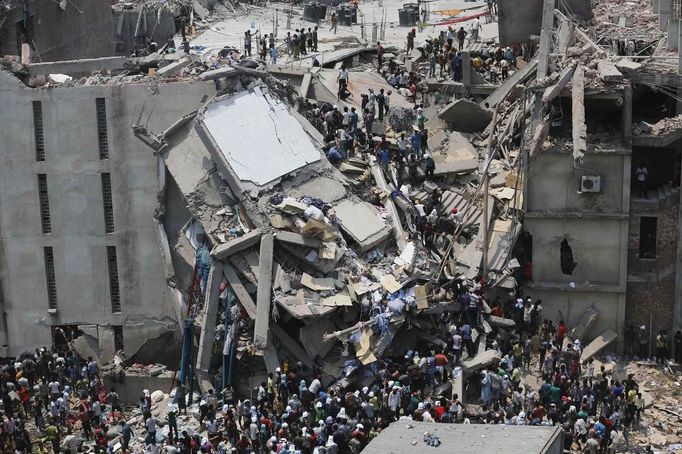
[639,217,657,259]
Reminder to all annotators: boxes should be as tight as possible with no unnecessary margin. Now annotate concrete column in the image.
[253,234,274,350]
[669,18,680,49]
[673,158,682,333]
[654,0,660,13]
[196,261,224,389]
[660,0,670,30]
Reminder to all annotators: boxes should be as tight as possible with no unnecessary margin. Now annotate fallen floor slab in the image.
[334,199,391,252]
[438,98,493,133]
[580,329,618,363]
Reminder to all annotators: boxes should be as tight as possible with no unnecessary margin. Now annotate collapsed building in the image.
[0,0,680,426]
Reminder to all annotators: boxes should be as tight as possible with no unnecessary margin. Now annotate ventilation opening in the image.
[639,216,657,259]
[101,173,114,233]
[107,246,121,313]
[33,101,45,162]
[113,325,124,352]
[44,246,57,309]
[96,98,109,160]
[560,238,577,275]
[37,174,51,234]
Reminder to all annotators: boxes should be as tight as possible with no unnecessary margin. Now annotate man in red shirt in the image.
[557,320,567,350]
[434,350,449,382]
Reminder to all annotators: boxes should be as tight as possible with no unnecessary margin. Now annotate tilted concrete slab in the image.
[580,329,617,363]
[432,132,479,175]
[462,349,500,375]
[438,98,493,133]
[223,263,257,319]
[271,324,315,369]
[333,199,391,252]
[211,229,262,260]
[275,230,322,248]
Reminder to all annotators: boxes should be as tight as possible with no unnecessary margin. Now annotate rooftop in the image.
[363,422,563,454]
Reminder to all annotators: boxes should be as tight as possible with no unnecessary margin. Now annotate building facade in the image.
[0,69,213,358]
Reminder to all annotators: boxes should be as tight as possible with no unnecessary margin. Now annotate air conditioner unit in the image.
[581,176,601,193]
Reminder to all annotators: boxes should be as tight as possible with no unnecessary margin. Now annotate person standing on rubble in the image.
[313,26,319,51]
[456,27,467,51]
[337,64,349,93]
[270,45,278,65]
[655,330,668,363]
[406,28,416,53]
[284,31,292,55]
[330,12,338,34]
[244,31,252,56]
[377,89,386,122]
[377,41,385,69]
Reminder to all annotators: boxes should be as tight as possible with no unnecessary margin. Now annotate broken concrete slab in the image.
[301,273,335,291]
[462,349,500,375]
[597,60,624,83]
[580,329,618,363]
[615,59,642,75]
[432,132,479,175]
[157,57,191,77]
[223,263,257,319]
[270,324,315,369]
[487,315,516,328]
[299,318,336,359]
[568,306,600,341]
[254,234,274,349]
[334,199,391,252]
[211,229,262,260]
[275,230,322,248]
[438,98,493,133]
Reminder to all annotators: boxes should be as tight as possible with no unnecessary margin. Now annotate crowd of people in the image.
[0,288,678,454]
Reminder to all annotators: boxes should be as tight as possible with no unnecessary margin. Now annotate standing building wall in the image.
[0,69,214,358]
[523,90,631,353]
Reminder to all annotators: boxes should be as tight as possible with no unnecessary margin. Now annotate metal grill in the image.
[96,98,109,160]
[33,101,45,162]
[44,247,58,309]
[101,173,114,233]
[37,174,51,234]
[107,246,121,313]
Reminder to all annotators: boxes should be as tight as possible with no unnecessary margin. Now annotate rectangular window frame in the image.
[96,98,109,160]
[37,174,51,234]
[44,247,57,309]
[33,101,45,162]
[101,173,114,233]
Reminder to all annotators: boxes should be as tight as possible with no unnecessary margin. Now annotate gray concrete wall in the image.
[498,0,592,46]
[524,145,630,352]
[113,9,177,56]
[0,73,214,357]
[0,0,114,61]
[527,153,629,213]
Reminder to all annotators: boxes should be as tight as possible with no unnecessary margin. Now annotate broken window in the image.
[560,238,577,275]
[101,173,114,233]
[107,246,121,313]
[37,174,51,234]
[96,98,109,159]
[33,101,45,161]
[639,216,657,259]
[44,247,57,309]
[113,325,124,352]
